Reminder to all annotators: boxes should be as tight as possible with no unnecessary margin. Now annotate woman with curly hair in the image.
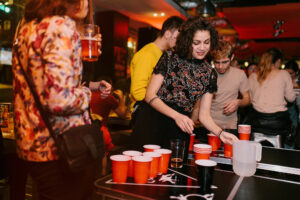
[132,16,238,153]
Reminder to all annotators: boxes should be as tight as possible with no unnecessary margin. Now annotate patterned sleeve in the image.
[41,17,91,115]
[153,51,170,77]
[207,68,218,93]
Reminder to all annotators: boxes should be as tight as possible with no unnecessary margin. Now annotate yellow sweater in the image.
[130,43,162,110]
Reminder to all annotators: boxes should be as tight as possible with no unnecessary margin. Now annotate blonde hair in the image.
[211,40,233,60]
[257,48,283,85]
[257,53,273,85]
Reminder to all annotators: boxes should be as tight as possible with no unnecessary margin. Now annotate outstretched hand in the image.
[220,131,239,145]
[99,80,112,98]
[174,113,194,135]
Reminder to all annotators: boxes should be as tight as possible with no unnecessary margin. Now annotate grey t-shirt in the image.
[211,67,249,129]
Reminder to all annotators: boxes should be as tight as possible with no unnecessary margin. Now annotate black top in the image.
[153,51,218,114]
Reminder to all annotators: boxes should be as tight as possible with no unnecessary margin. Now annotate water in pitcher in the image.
[233,159,256,177]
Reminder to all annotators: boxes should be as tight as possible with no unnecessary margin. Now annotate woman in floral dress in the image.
[12,0,110,199]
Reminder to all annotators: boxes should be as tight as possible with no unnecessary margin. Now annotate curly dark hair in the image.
[174,16,218,58]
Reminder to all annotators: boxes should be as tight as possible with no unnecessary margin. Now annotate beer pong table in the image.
[94,147,300,200]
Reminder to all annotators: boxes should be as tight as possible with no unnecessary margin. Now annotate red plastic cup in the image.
[110,155,131,183]
[238,124,251,140]
[132,156,152,184]
[143,144,161,152]
[122,150,142,177]
[193,144,212,160]
[189,134,196,152]
[154,149,172,174]
[224,143,233,157]
[207,133,221,151]
[143,152,161,179]
[195,152,210,160]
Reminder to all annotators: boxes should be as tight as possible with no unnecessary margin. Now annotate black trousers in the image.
[17,159,100,200]
[131,102,190,160]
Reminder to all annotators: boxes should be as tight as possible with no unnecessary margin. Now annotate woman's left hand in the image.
[219,131,239,145]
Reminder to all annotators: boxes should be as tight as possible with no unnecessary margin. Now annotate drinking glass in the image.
[80,24,100,62]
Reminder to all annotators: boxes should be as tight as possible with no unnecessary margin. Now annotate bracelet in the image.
[148,96,159,105]
[217,129,223,138]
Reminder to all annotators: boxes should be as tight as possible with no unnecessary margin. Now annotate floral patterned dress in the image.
[12,16,91,161]
[154,51,217,115]
[132,50,217,149]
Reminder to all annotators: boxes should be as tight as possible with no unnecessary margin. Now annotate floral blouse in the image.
[12,16,91,161]
[153,51,217,114]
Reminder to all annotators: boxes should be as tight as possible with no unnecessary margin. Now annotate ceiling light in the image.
[197,0,216,17]
[180,1,198,9]
[153,13,158,17]
[161,12,165,16]
[127,41,133,48]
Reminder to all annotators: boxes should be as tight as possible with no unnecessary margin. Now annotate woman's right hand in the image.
[219,131,239,145]
[174,113,194,134]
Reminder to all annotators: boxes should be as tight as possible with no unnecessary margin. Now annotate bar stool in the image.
[253,132,281,148]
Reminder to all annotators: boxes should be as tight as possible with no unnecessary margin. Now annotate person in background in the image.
[90,76,128,175]
[12,0,111,199]
[132,17,238,153]
[231,58,240,69]
[130,16,184,117]
[110,77,131,121]
[194,40,250,141]
[247,48,296,147]
[247,62,258,77]
[285,60,300,88]
[284,60,300,148]
[90,76,128,151]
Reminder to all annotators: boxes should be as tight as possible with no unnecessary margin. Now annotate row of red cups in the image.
[110,145,172,184]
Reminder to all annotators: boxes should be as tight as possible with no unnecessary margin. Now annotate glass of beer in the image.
[170,139,185,168]
[80,24,100,62]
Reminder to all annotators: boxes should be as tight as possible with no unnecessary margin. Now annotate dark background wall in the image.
[83,11,129,83]
[137,27,159,51]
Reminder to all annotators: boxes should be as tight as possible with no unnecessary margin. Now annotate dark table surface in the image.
[94,146,300,199]
[260,146,300,168]
[94,163,300,200]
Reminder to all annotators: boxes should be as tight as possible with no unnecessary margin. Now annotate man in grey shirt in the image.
[192,40,250,138]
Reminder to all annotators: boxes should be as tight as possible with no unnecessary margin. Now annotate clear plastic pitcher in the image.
[232,140,262,177]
